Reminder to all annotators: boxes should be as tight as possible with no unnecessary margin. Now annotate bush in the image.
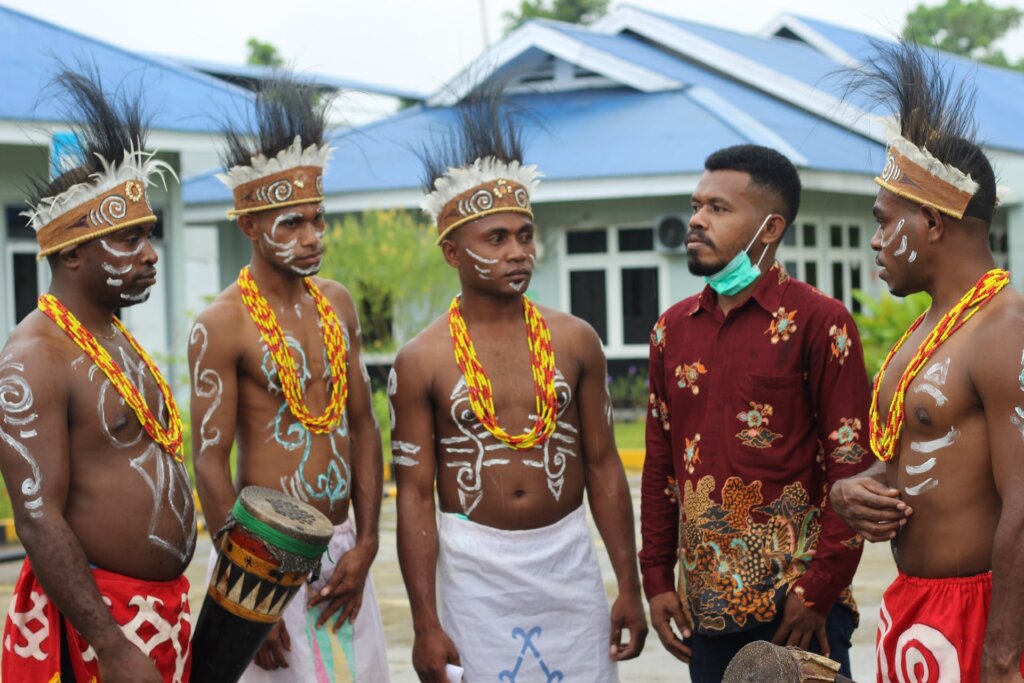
[852,289,931,378]
[608,365,648,412]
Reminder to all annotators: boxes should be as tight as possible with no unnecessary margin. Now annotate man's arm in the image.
[0,344,160,682]
[392,345,461,682]
[775,307,874,653]
[308,286,383,630]
[189,309,240,537]
[975,311,1024,680]
[573,321,648,661]
[638,315,693,663]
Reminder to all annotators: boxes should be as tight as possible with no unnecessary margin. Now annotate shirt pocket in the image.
[732,372,809,461]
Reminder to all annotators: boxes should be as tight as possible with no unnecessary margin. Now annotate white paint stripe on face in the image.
[100,239,145,258]
[909,251,918,263]
[881,219,906,248]
[291,263,319,276]
[262,233,298,263]
[102,262,133,275]
[466,248,499,265]
[120,289,151,303]
[272,212,304,237]
[909,426,960,454]
[912,383,948,407]
[509,281,525,292]
[905,478,939,496]
[473,264,494,280]
[106,278,123,287]
[893,235,908,257]
[905,457,936,475]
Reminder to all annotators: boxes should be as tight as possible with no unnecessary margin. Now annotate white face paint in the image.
[100,239,145,259]
[908,251,918,263]
[120,290,151,303]
[880,219,906,249]
[466,248,499,265]
[100,239,146,294]
[106,278,123,287]
[0,357,43,518]
[508,281,526,292]
[262,233,299,264]
[909,426,961,454]
[291,263,320,276]
[893,235,909,257]
[102,262,132,276]
[473,264,494,280]
[189,323,223,455]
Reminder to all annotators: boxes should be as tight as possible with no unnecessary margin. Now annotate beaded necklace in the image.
[37,294,184,460]
[448,295,558,450]
[870,268,1009,461]
[237,266,347,434]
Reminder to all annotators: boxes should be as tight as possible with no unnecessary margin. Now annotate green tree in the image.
[852,290,932,378]
[503,0,609,34]
[246,37,284,67]
[318,210,458,352]
[904,0,1023,70]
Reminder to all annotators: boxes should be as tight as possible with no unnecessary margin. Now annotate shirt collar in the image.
[689,261,789,317]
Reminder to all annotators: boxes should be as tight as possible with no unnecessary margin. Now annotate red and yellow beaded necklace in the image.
[448,295,558,450]
[870,268,1009,461]
[37,294,184,460]
[237,266,347,434]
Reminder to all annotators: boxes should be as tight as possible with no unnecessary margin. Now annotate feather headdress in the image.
[23,68,174,258]
[217,74,334,218]
[420,91,541,243]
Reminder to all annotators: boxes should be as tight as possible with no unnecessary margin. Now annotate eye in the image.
[712,205,726,214]
[519,232,533,243]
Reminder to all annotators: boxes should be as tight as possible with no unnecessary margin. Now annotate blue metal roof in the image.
[0,5,253,133]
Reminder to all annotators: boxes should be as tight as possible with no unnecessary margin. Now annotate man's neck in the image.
[458,288,525,325]
[716,263,772,316]
[924,254,999,320]
[47,280,117,336]
[248,258,308,305]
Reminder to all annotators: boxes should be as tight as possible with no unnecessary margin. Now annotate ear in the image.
[237,214,260,241]
[760,214,789,246]
[57,243,84,271]
[440,238,461,269]
[920,205,945,243]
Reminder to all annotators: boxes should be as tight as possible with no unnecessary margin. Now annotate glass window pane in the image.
[802,223,816,247]
[784,260,798,277]
[621,267,659,345]
[617,227,654,252]
[151,209,164,240]
[5,206,33,239]
[570,270,607,343]
[850,262,862,314]
[13,253,39,323]
[805,261,818,287]
[782,226,797,247]
[832,262,845,304]
[567,230,607,254]
[830,224,843,248]
[848,225,861,248]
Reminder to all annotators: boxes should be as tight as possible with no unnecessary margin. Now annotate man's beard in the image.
[687,254,726,277]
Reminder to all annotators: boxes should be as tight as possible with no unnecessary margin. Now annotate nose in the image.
[869,225,883,251]
[507,238,529,262]
[689,207,705,231]
[141,238,158,265]
[298,221,323,248]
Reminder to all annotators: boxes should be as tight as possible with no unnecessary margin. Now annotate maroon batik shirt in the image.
[640,263,871,635]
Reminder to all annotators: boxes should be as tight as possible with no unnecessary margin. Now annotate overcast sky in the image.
[6,0,1024,95]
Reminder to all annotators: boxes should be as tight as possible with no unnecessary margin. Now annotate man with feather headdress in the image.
[189,74,389,681]
[391,92,648,682]
[0,68,196,682]
[831,41,1024,681]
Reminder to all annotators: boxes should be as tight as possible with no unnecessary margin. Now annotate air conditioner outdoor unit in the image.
[654,214,688,255]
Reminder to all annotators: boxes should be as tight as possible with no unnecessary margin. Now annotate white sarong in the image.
[207,519,389,682]
[438,505,616,682]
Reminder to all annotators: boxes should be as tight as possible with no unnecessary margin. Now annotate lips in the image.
[293,253,323,266]
[135,270,157,287]
[505,269,531,279]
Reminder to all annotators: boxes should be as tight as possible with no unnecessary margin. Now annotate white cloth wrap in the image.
[206,519,389,682]
[438,505,617,682]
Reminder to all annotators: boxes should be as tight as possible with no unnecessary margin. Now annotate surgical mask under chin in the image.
[703,215,773,296]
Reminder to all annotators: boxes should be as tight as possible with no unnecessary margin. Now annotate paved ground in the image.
[0,474,896,681]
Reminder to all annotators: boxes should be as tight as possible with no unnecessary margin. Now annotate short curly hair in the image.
[704,145,802,225]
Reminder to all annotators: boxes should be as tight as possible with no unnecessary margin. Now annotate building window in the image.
[621,267,659,345]
[566,229,607,254]
[5,205,45,330]
[780,218,870,313]
[569,270,607,343]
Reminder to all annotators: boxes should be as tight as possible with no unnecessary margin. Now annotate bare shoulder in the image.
[0,311,76,391]
[535,305,603,355]
[312,277,355,310]
[976,286,1024,335]
[193,284,248,340]
[969,287,1024,383]
[394,314,450,379]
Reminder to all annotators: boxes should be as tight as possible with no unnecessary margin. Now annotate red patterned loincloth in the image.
[876,570,1024,683]
[2,559,191,682]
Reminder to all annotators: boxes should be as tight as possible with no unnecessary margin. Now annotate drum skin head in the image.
[238,486,334,545]
[723,641,801,682]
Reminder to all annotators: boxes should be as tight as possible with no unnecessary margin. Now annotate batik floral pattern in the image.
[651,316,667,350]
[675,361,707,395]
[678,475,820,632]
[829,324,851,365]
[828,417,867,464]
[736,402,782,448]
[650,393,670,431]
[766,307,798,344]
[683,434,701,474]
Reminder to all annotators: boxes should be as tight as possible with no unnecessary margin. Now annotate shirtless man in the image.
[393,95,648,682]
[0,70,195,683]
[190,77,388,681]
[830,43,1024,681]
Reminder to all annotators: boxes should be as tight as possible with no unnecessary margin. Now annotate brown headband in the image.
[36,179,156,259]
[227,165,325,218]
[435,178,533,243]
[875,146,975,220]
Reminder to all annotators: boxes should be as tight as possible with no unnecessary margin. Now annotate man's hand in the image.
[649,591,693,663]
[253,621,291,670]
[830,476,911,542]
[412,626,461,683]
[308,542,375,631]
[609,591,649,660]
[771,591,828,656]
[97,638,162,683]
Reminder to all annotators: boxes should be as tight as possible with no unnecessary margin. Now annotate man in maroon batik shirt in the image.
[640,145,872,682]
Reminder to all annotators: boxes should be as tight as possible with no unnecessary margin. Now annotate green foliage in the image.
[373,388,392,464]
[318,210,457,352]
[503,0,609,34]
[904,0,1024,70]
[852,289,931,378]
[608,366,648,411]
[246,37,284,67]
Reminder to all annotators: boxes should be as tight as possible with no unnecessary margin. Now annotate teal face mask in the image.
[703,214,774,296]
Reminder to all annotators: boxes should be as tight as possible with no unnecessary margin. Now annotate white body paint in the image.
[0,356,44,518]
[912,383,948,407]
[392,455,421,467]
[909,426,961,454]
[893,235,908,257]
[102,262,133,276]
[465,248,499,265]
[924,359,950,386]
[392,440,421,455]
[189,323,223,455]
[508,280,525,292]
[291,263,320,276]
[908,251,918,263]
[905,457,936,475]
[387,368,398,431]
[473,264,494,280]
[107,278,123,287]
[120,289,151,303]
[100,239,145,259]
[262,233,299,264]
[881,219,906,248]
[904,478,939,496]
